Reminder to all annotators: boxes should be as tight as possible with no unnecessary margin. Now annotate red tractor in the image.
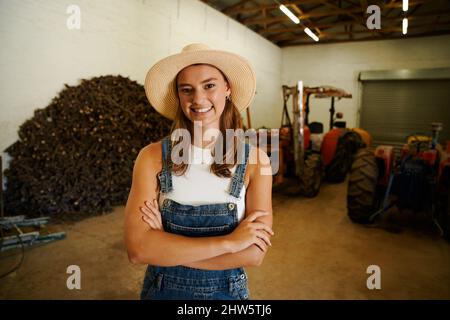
[277,82,371,197]
[347,122,450,239]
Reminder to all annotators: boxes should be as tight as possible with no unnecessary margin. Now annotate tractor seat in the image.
[309,122,324,134]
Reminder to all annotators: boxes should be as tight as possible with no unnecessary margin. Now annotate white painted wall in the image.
[282,35,450,130]
[0,0,282,162]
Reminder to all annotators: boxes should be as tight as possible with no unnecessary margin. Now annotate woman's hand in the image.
[140,199,163,231]
[225,210,274,254]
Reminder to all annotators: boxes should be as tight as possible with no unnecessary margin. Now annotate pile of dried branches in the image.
[3,75,172,221]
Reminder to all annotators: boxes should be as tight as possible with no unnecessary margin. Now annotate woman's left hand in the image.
[140,199,163,230]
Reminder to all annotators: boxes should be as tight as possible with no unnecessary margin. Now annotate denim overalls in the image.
[140,136,251,300]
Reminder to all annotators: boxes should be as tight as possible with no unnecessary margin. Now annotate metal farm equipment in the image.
[276,82,370,197]
[0,155,66,252]
[0,215,66,252]
[347,122,450,240]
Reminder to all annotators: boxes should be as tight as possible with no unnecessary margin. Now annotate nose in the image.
[192,89,206,106]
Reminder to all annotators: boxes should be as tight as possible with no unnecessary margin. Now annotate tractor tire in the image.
[436,166,450,241]
[347,148,379,224]
[439,193,450,241]
[326,130,364,183]
[299,153,323,198]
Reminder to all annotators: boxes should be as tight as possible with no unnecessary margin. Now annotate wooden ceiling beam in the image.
[316,0,368,36]
[317,0,361,22]
[277,29,450,47]
[226,0,427,16]
[222,0,253,14]
[212,0,450,47]
[260,10,450,35]
[321,23,450,37]
[272,21,450,43]
[242,1,428,25]
[290,4,321,35]
[360,0,368,12]
[226,0,331,15]
[381,2,424,38]
[338,0,360,7]
[234,0,264,23]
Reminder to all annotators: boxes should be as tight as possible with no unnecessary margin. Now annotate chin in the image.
[193,117,220,128]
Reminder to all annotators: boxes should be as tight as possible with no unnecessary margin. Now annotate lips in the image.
[190,106,213,113]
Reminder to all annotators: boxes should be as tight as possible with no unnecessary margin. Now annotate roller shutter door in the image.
[359,69,450,147]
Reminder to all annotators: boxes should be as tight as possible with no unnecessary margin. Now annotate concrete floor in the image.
[1,180,449,300]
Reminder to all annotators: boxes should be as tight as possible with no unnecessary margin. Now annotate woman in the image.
[124,43,274,300]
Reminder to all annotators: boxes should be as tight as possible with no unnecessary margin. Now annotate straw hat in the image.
[144,43,256,120]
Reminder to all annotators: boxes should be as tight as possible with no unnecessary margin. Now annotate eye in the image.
[205,83,215,89]
[180,87,192,94]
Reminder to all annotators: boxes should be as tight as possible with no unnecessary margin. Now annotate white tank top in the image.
[158,144,246,222]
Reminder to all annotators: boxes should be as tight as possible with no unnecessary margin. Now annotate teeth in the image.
[192,106,212,113]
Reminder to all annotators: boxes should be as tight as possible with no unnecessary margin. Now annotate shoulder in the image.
[134,140,163,172]
[246,144,272,181]
[248,145,271,168]
[142,141,162,159]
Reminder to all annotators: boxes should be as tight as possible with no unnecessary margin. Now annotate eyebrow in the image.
[178,77,218,87]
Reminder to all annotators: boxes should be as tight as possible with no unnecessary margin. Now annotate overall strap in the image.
[158,136,173,193]
[228,142,250,199]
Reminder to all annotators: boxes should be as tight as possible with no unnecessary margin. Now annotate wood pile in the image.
[3,75,172,221]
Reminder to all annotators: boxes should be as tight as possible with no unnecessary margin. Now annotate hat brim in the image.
[144,49,256,120]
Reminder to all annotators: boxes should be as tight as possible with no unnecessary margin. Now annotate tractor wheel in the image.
[436,166,450,241]
[299,153,323,198]
[347,148,379,224]
[439,193,450,241]
[326,130,364,183]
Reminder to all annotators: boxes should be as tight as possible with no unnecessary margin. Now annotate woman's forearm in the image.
[129,230,231,266]
[182,245,262,270]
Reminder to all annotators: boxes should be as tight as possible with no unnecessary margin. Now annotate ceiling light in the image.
[402,18,408,34]
[279,5,300,24]
[304,27,319,42]
[403,0,408,12]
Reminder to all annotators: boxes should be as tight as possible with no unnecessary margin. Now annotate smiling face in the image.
[176,64,231,131]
